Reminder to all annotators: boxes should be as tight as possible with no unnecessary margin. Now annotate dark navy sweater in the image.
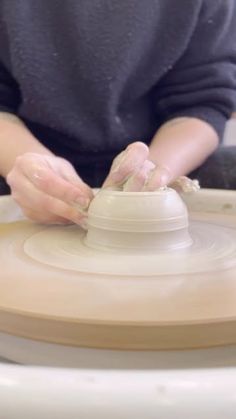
[0,0,236,185]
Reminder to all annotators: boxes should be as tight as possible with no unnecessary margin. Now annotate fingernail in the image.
[159,172,170,187]
[74,196,90,209]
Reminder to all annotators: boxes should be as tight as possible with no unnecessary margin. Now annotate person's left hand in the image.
[103,142,171,191]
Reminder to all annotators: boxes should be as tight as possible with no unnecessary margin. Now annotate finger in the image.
[52,157,94,199]
[143,166,171,191]
[10,173,88,225]
[20,205,88,229]
[103,142,149,187]
[17,160,92,209]
[19,205,72,225]
[123,160,156,191]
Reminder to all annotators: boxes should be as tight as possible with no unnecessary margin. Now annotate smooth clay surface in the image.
[0,189,236,350]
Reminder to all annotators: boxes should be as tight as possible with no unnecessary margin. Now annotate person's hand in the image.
[6,153,94,226]
[103,142,171,191]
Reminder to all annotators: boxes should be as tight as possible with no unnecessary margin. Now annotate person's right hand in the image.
[6,153,94,226]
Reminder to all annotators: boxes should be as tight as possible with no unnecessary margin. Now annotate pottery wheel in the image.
[0,188,236,350]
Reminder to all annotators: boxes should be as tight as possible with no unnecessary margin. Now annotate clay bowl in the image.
[85,188,192,252]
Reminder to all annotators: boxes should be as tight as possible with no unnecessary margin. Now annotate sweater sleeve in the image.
[0,60,21,114]
[155,0,236,141]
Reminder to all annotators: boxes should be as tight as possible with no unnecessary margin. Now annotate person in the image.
[0,0,236,226]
